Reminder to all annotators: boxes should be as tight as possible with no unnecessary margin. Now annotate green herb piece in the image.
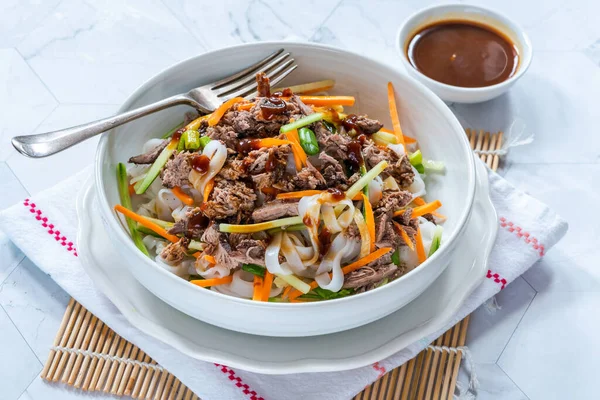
[242,264,266,277]
[391,248,400,266]
[298,127,320,155]
[428,226,444,257]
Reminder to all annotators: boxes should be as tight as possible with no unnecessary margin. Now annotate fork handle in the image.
[11,94,192,158]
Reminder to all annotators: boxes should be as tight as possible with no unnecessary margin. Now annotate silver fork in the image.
[11,49,297,158]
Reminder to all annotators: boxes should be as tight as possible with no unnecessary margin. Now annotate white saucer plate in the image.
[76,160,496,374]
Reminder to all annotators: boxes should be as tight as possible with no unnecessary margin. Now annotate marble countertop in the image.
[1,1,598,399]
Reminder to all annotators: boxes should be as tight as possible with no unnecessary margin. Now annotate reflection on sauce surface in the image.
[191,154,210,173]
[260,97,287,120]
[407,21,519,88]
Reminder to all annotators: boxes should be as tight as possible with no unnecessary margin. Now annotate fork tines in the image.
[211,48,297,100]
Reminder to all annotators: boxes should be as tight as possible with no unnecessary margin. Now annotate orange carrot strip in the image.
[203,254,217,265]
[288,248,393,301]
[256,138,293,147]
[289,298,308,303]
[185,114,211,131]
[362,193,376,252]
[282,285,293,300]
[276,190,323,200]
[298,96,355,107]
[192,252,201,258]
[415,226,426,263]
[342,247,393,275]
[387,83,406,151]
[128,183,135,195]
[393,222,415,251]
[413,197,426,206]
[285,129,307,170]
[252,275,263,301]
[381,128,416,144]
[413,197,446,219]
[208,97,244,126]
[190,276,233,288]
[261,271,274,301]
[237,102,254,111]
[261,187,278,195]
[114,205,179,243]
[172,186,194,206]
[203,179,214,203]
[394,200,442,218]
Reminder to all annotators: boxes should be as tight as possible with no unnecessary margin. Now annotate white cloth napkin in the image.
[0,163,567,400]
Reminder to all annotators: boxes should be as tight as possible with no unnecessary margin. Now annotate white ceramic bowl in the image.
[397,4,533,104]
[95,42,476,337]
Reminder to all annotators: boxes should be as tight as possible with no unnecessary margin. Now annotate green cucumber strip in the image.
[135,140,177,195]
[428,226,444,257]
[280,113,323,133]
[117,163,150,257]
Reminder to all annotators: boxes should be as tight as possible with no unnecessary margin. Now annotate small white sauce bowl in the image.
[397,4,533,104]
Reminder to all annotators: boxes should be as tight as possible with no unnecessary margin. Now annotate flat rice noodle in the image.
[353,208,371,259]
[315,233,351,292]
[265,232,293,275]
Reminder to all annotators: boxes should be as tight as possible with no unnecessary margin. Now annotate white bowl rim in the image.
[94,40,476,308]
[396,3,533,94]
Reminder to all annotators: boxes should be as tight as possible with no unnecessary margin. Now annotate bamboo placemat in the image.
[42,129,502,399]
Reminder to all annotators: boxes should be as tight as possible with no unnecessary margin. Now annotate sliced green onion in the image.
[298,127,320,155]
[219,216,304,233]
[161,122,184,139]
[276,273,311,294]
[415,164,425,174]
[423,160,446,173]
[280,113,323,133]
[409,150,423,166]
[184,130,200,150]
[177,134,186,151]
[188,240,204,251]
[428,226,443,257]
[391,248,400,266]
[345,160,388,200]
[117,163,150,257]
[199,136,212,149]
[372,130,398,145]
[135,139,178,194]
[375,278,389,288]
[242,264,266,277]
[266,223,307,235]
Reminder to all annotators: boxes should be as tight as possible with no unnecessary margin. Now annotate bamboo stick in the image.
[63,310,93,382]
[41,298,75,378]
[82,324,110,390]
[118,345,140,395]
[51,302,85,381]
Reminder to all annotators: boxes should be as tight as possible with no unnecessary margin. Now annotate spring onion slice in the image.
[345,160,388,200]
[220,216,304,233]
[280,113,323,133]
[276,273,311,294]
[242,264,266,277]
[428,226,444,257]
[409,150,423,166]
[116,163,150,257]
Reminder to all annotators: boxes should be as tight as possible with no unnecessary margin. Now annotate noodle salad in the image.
[115,74,445,303]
